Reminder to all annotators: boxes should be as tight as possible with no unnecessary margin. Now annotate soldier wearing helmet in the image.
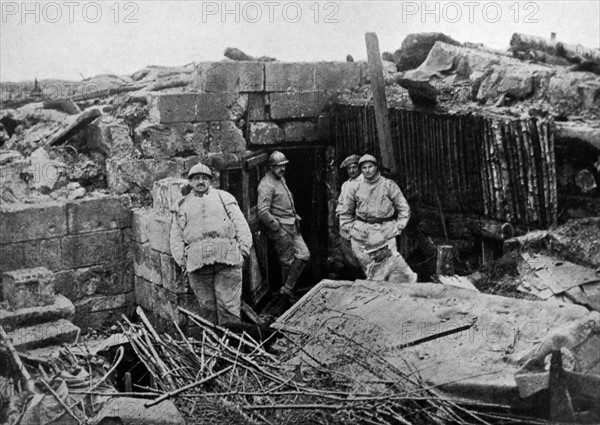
[339,154,415,281]
[363,232,417,283]
[170,162,252,325]
[257,151,310,302]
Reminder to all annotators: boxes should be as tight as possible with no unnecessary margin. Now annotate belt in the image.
[356,216,395,225]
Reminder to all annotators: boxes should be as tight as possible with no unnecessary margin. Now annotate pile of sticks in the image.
[120,307,545,425]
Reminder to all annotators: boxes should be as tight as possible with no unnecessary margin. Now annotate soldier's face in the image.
[361,162,377,179]
[346,164,360,179]
[190,174,211,195]
[272,164,287,178]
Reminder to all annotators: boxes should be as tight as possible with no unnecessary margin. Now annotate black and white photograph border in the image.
[1,1,599,424]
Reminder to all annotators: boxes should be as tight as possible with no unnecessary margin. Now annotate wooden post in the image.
[365,32,397,175]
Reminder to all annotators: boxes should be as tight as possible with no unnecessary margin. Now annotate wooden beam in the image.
[365,32,397,175]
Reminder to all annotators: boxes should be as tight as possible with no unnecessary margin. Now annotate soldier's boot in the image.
[279,259,306,302]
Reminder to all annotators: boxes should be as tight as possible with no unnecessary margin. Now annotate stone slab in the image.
[148,93,229,124]
[2,267,55,309]
[194,61,264,93]
[282,121,318,142]
[54,262,133,301]
[21,237,63,271]
[0,243,24,273]
[248,122,284,145]
[7,318,79,351]
[132,243,162,285]
[160,252,189,294]
[61,230,123,269]
[152,178,190,214]
[0,295,74,331]
[135,276,198,324]
[107,156,199,194]
[273,280,590,407]
[269,92,328,119]
[265,62,316,92]
[314,62,365,91]
[66,195,132,234]
[131,210,171,254]
[0,201,66,244]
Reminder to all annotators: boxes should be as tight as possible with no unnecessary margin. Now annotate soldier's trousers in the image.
[188,264,242,325]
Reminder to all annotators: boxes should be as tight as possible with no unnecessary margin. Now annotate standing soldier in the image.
[258,151,310,301]
[335,154,364,274]
[170,162,252,325]
[339,154,413,276]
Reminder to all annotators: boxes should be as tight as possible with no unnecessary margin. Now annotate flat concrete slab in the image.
[6,318,79,351]
[0,294,74,331]
[273,280,590,407]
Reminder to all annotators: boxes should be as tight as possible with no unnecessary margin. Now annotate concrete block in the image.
[136,121,209,159]
[66,195,132,234]
[107,156,199,194]
[0,243,24,273]
[282,121,318,142]
[0,294,74,331]
[21,237,63,271]
[248,94,268,121]
[6,318,79,350]
[148,93,229,124]
[0,201,66,244]
[147,212,171,254]
[269,92,328,119]
[315,62,364,91]
[2,267,55,309]
[135,276,178,322]
[209,121,246,154]
[54,262,133,301]
[265,62,316,91]
[160,253,189,294]
[132,209,150,244]
[194,61,264,93]
[132,243,162,285]
[152,178,190,214]
[249,122,284,145]
[61,230,123,269]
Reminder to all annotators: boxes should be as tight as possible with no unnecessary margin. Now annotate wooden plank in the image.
[365,32,397,174]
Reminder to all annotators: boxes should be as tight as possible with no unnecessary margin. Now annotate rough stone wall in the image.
[0,195,134,330]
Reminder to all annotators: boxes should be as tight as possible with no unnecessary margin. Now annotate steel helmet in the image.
[187,162,212,179]
[268,151,289,167]
[358,154,377,167]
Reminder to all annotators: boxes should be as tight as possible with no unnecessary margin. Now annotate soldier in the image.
[364,232,417,283]
[335,154,364,274]
[339,154,412,271]
[170,162,252,325]
[258,151,310,301]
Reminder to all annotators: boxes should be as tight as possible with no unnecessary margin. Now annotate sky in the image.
[1,0,599,82]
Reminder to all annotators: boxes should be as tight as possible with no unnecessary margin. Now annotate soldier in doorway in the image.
[170,162,252,325]
[338,154,414,277]
[335,154,364,274]
[258,151,311,301]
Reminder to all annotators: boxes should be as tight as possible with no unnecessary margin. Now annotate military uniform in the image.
[170,188,252,325]
[366,252,417,283]
[339,170,410,269]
